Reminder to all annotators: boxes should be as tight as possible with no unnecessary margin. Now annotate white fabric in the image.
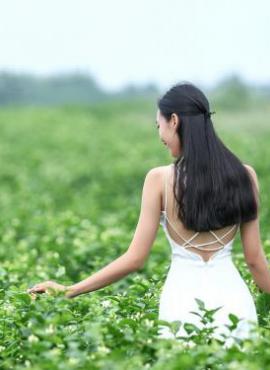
[157,166,259,347]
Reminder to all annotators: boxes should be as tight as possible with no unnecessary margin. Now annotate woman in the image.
[27,82,270,345]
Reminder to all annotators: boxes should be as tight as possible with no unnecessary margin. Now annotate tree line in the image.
[0,71,269,109]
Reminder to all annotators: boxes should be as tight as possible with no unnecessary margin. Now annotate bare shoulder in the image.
[243,163,256,175]
[238,164,263,267]
[144,165,171,196]
[145,165,171,177]
[243,163,259,192]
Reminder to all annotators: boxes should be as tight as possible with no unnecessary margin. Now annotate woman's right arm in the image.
[240,164,270,293]
[65,167,162,298]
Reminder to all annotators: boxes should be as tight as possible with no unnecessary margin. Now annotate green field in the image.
[1,99,270,369]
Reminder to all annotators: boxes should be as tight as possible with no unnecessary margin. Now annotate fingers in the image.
[27,281,61,296]
[27,285,45,294]
[28,281,51,293]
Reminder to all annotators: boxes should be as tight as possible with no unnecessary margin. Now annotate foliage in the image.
[0,99,270,369]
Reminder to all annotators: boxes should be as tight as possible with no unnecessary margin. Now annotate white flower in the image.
[28,334,39,343]
[101,300,112,308]
[50,348,61,357]
[45,324,55,334]
[144,319,154,328]
[97,345,111,354]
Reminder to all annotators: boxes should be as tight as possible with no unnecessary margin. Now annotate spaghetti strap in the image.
[162,164,238,251]
[164,165,170,213]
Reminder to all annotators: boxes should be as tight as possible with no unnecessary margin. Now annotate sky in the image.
[0,0,269,92]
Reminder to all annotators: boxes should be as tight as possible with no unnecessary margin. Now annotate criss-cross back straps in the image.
[164,215,238,250]
[163,164,239,251]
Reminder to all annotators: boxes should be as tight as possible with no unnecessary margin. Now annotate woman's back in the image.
[157,164,258,346]
[160,164,239,263]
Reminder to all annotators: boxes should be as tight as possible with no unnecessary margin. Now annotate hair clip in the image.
[205,111,216,119]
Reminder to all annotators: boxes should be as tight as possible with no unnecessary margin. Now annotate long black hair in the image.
[157,81,258,232]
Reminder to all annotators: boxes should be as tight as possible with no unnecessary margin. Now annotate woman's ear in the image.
[171,113,180,130]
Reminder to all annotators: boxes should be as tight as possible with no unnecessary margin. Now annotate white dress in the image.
[158,164,259,347]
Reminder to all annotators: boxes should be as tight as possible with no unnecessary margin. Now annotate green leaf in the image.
[194,298,206,310]
[228,313,241,325]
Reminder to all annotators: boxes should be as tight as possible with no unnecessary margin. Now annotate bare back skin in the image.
[160,164,239,263]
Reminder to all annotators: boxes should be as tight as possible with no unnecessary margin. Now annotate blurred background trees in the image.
[0,70,269,110]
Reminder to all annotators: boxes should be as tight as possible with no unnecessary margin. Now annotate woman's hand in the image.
[27,280,68,296]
